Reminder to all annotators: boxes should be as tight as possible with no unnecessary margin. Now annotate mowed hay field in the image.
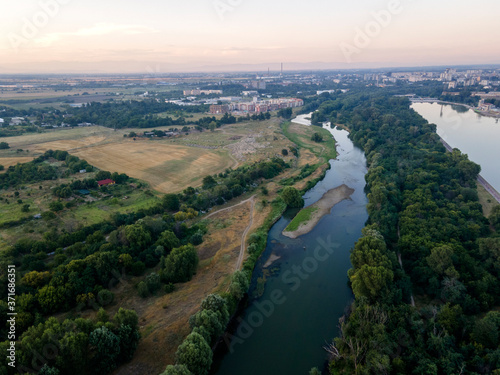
[0,118,295,192]
[0,126,235,193]
[71,141,233,193]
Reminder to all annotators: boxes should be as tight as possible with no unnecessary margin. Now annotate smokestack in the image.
[281,63,283,76]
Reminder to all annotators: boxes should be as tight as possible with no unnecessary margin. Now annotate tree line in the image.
[307,91,500,374]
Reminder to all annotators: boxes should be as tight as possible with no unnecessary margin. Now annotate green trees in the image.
[156,230,180,252]
[13,309,140,375]
[202,175,217,190]
[0,141,9,149]
[490,204,500,230]
[175,332,213,375]
[163,194,180,211]
[163,244,199,282]
[472,311,500,348]
[311,132,323,142]
[278,107,293,119]
[189,309,223,343]
[426,245,458,278]
[281,186,304,208]
[349,264,394,300]
[229,270,250,299]
[161,365,193,375]
[49,201,64,212]
[308,90,500,374]
[89,326,121,373]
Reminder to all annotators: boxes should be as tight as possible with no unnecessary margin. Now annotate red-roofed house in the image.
[97,179,115,187]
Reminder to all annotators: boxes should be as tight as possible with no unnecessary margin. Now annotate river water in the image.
[411,102,500,193]
[213,124,368,375]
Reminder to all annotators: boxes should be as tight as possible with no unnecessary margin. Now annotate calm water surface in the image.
[411,102,500,192]
[213,125,368,375]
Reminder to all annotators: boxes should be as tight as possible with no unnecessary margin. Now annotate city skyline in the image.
[0,0,499,74]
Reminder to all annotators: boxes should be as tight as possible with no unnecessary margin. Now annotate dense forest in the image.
[309,91,500,374]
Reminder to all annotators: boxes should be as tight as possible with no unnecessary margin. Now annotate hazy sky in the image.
[0,0,499,73]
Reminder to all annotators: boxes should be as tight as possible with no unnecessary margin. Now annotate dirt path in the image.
[236,197,255,270]
[204,195,256,270]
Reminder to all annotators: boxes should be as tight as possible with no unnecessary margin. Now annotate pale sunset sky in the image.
[0,0,499,73]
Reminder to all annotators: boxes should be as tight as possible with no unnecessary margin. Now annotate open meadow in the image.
[0,117,298,193]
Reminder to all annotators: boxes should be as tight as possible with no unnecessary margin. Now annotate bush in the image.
[98,289,115,306]
[146,272,161,293]
[165,283,175,293]
[137,281,149,298]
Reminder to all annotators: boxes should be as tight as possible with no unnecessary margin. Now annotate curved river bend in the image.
[213,124,368,375]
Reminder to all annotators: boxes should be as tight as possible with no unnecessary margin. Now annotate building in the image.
[0,118,4,125]
[209,105,230,114]
[10,117,25,126]
[97,179,115,187]
[183,89,223,96]
[251,80,266,90]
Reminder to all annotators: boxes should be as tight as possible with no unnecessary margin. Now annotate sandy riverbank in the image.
[282,184,355,239]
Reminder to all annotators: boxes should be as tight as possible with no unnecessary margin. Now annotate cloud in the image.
[34,23,158,47]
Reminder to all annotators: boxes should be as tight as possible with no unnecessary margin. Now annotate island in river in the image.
[282,184,355,238]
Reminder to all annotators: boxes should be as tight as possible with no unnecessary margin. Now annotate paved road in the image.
[440,138,500,204]
[478,175,500,203]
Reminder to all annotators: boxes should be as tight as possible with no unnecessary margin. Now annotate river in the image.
[212,123,368,375]
[411,102,500,193]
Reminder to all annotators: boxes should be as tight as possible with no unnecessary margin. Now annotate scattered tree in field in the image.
[281,148,288,156]
[49,201,64,212]
[281,186,304,208]
[311,132,323,142]
[0,142,9,149]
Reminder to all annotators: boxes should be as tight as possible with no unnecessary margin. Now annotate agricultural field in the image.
[0,117,299,193]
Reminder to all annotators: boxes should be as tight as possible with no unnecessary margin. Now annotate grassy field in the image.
[0,118,298,192]
[281,121,337,163]
[0,178,160,251]
[478,183,500,217]
[0,126,235,193]
[284,206,318,232]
